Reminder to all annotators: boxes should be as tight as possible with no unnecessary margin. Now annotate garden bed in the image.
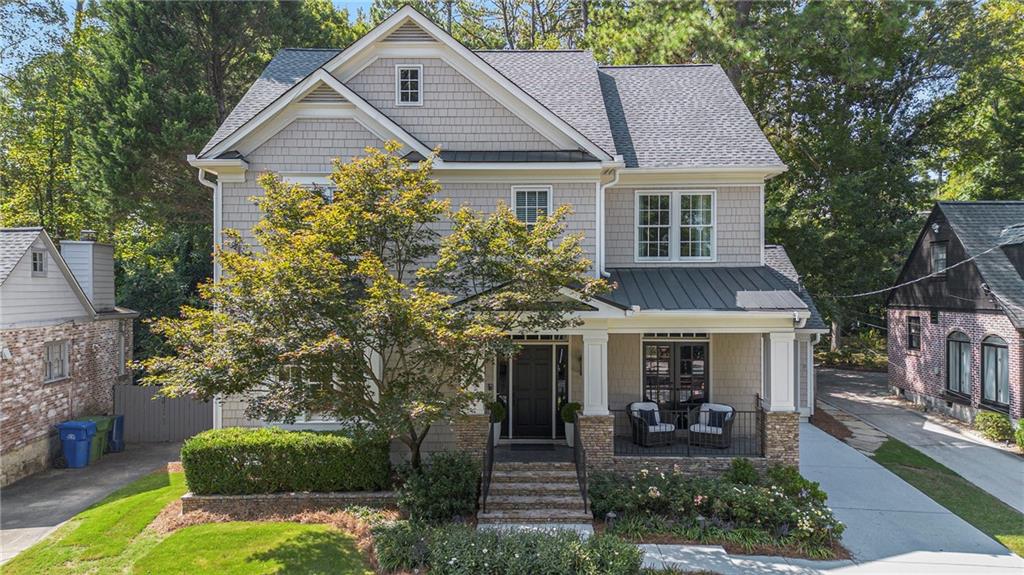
[589,460,847,560]
[180,490,397,515]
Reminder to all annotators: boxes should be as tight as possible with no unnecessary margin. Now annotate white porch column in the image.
[582,331,609,415]
[767,332,797,412]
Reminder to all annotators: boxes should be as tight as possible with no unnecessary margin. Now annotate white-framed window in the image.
[395,64,422,106]
[512,186,552,230]
[635,190,716,261]
[982,335,1009,406]
[44,340,70,382]
[31,249,47,277]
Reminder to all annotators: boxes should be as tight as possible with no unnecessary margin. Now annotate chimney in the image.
[60,230,116,312]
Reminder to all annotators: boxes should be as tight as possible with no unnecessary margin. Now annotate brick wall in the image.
[452,414,489,461]
[888,308,1022,421]
[181,491,396,515]
[577,414,614,470]
[0,317,132,485]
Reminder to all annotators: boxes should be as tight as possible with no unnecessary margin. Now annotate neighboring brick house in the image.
[887,202,1024,425]
[0,229,136,485]
[187,7,825,521]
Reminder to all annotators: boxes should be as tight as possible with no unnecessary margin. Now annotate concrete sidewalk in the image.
[0,442,181,563]
[644,425,1024,573]
[817,368,1024,513]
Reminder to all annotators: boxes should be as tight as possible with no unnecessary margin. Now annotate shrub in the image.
[975,411,1014,442]
[488,400,507,423]
[723,458,760,485]
[561,401,582,423]
[396,451,479,523]
[1016,425,1024,449]
[181,427,390,495]
[589,465,844,553]
[373,521,642,575]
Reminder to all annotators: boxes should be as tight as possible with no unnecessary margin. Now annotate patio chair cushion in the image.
[697,403,734,426]
[646,423,676,433]
[638,409,659,426]
[707,410,727,428]
[688,423,724,435]
[629,402,662,425]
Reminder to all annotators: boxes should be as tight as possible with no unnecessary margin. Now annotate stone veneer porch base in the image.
[180,491,396,515]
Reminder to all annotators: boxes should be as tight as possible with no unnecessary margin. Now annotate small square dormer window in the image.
[31,249,46,277]
[395,65,422,106]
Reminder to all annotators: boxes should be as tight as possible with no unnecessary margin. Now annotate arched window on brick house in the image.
[981,335,1009,408]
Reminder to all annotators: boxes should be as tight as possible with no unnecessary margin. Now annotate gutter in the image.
[598,156,625,278]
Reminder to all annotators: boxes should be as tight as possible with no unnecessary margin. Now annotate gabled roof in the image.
[598,65,783,169]
[200,49,340,157]
[196,8,784,172]
[0,227,42,284]
[937,201,1024,328]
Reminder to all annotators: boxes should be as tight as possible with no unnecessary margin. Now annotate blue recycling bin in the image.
[109,415,125,453]
[58,421,96,468]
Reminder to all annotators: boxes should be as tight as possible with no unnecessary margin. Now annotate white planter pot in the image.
[565,422,574,447]
[493,422,501,447]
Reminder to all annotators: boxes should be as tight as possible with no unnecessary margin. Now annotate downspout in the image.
[196,167,224,430]
[598,158,624,278]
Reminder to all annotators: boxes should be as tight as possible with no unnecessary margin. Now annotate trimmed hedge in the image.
[974,411,1014,443]
[396,451,479,523]
[181,427,391,495]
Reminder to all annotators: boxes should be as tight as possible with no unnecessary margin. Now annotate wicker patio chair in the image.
[687,403,735,449]
[627,401,676,447]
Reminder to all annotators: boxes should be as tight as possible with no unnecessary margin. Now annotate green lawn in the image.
[133,521,372,575]
[3,470,373,575]
[872,438,1024,556]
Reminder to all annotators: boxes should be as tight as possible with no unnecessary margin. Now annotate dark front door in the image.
[512,345,553,438]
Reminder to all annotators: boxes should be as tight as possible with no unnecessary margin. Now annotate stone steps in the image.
[485,495,586,511]
[491,470,578,484]
[477,508,593,525]
[489,482,580,496]
[493,462,575,473]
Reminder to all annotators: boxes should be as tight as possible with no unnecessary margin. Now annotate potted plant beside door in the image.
[488,400,506,447]
[561,402,581,447]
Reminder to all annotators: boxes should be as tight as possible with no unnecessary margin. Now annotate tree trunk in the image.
[403,422,431,470]
[831,319,842,351]
[725,0,753,90]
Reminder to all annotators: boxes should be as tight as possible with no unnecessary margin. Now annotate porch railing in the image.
[611,407,763,458]
[481,417,495,513]
[572,413,588,513]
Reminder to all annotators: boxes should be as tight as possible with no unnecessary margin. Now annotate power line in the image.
[835,226,1022,299]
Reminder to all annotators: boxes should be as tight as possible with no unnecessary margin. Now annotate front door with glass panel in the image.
[642,342,708,409]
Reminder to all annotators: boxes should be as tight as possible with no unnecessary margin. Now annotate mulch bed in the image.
[810,408,853,441]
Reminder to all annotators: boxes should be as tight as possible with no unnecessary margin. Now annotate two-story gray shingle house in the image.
[188,7,825,519]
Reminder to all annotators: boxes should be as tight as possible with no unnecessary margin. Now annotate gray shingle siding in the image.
[342,57,561,152]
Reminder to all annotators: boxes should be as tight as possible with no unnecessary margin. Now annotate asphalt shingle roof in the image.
[198,47,785,171]
[0,228,42,285]
[200,49,341,157]
[598,65,783,169]
[938,201,1024,328]
[477,50,616,158]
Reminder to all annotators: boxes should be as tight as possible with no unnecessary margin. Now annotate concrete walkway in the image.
[817,368,1024,514]
[0,442,181,563]
[644,425,1024,573]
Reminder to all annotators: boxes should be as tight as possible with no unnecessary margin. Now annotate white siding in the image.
[604,185,762,268]
[343,58,559,152]
[0,238,89,326]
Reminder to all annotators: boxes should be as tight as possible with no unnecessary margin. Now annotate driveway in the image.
[801,423,1024,572]
[0,442,181,563]
[817,368,1024,514]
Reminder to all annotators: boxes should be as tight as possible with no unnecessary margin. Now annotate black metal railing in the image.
[481,418,495,513]
[573,413,588,513]
[611,406,763,457]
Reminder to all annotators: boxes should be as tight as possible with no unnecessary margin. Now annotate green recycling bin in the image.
[80,416,115,461]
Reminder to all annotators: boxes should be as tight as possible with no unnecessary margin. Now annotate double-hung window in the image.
[31,249,46,276]
[635,190,715,261]
[945,331,970,396]
[513,186,551,230]
[982,335,1009,406]
[44,340,70,382]
[395,64,422,106]
[907,316,921,351]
